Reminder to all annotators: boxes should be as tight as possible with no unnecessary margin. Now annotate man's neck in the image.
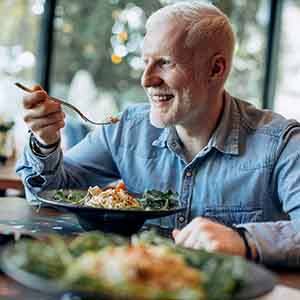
[176,92,225,162]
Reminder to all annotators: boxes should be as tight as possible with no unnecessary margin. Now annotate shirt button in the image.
[186,171,192,177]
[178,216,185,223]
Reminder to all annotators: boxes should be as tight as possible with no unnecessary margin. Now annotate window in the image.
[50,0,269,125]
[0,0,44,154]
[273,0,300,120]
[0,0,291,150]
[216,0,269,107]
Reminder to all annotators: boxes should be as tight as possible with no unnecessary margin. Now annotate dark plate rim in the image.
[37,189,185,214]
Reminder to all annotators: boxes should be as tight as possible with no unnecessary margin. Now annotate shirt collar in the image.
[210,91,240,155]
[152,91,241,155]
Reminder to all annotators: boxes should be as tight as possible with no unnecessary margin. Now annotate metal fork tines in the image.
[15,82,119,126]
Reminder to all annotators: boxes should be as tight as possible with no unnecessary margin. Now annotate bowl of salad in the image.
[37,183,184,236]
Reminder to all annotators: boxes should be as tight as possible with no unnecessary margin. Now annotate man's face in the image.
[141,18,210,128]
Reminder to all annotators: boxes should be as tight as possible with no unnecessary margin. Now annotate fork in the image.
[15,82,119,126]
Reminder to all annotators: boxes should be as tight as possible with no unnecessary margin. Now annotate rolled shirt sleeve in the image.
[240,220,300,267]
[16,121,122,203]
[240,124,300,267]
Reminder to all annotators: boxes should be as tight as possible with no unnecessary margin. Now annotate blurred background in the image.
[0,0,299,157]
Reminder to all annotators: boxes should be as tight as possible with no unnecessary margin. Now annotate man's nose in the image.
[141,64,162,88]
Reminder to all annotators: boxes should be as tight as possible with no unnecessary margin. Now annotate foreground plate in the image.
[0,244,276,300]
[37,190,185,235]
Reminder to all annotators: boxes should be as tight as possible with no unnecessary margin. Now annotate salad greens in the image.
[4,231,247,300]
[139,190,179,210]
[53,188,180,210]
[53,190,86,205]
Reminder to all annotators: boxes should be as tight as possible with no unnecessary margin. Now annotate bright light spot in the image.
[17,52,35,68]
[126,33,142,53]
[117,31,128,43]
[126,7,145,29]
[31,0,44,15]
[54,17,64,29]
[63,23,73,33]
[129,56,145,70]
[111,54,122,64]
[84,44,96,55]
[112,9,121,20]
[114,45,128,57]
[246,28,263,54]
[112,21,125,34]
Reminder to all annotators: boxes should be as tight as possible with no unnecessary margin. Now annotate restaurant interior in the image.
[0,0,300,299]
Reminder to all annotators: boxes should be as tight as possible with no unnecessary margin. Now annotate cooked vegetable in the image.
[139,190,179,210]
[134,230,246,300]
[53,190,86,205]
[4,231,247,300]
[69,231,128,257]
[9,235,72,280]
[53,188,179,210]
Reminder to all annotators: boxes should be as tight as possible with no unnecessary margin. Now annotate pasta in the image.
[53,184,179,210]
[83,185,141,209]
[69,244,205,299]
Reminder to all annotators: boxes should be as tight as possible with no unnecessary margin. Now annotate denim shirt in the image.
[16,92,300,267]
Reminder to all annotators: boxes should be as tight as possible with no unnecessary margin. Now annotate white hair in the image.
[146,1,236,68]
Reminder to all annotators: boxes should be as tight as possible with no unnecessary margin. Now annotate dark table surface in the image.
[0,197,299,300]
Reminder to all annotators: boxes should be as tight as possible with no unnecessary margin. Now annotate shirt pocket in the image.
[203,207,264,226]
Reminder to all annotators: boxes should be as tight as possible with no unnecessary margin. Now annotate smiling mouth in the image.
[151,94,174,103]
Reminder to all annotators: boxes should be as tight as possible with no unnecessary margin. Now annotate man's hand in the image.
[23,85,65,146]
[172,217,247,257]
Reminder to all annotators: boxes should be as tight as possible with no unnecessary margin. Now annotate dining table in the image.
[0,196,299,300]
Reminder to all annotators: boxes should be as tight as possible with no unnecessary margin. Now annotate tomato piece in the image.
[115,181,126,192]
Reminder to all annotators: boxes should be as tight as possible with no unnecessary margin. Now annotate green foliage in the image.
[53,0,163,95]
[1,0,267,106]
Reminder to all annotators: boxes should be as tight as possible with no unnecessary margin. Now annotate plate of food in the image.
[37,183,184,235]
[0,230,276,300]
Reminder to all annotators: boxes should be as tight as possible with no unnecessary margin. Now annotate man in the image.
[17,1,300,267]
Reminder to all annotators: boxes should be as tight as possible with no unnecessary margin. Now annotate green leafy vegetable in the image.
[69,231,128,257]
[138,190,179,210]
[53,189,180,210]
[134,230,246,300]
[9,236,72,280]
[53,189,86,205]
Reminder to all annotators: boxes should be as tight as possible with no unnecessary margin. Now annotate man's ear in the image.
[210,54,227,80]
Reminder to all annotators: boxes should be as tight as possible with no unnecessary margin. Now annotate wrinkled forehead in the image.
[142,18,189,58]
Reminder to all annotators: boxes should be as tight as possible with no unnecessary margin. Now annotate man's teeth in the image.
[152,95,173,102]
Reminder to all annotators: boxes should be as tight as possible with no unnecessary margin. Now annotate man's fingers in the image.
[173,224,193,245]
[24,102,62,121]
[172,229,180,239]
[31,85,43,91]
[34,121,65,143]
[27,111,65,131]
[184,229,209,249]
[23,90,48,109]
